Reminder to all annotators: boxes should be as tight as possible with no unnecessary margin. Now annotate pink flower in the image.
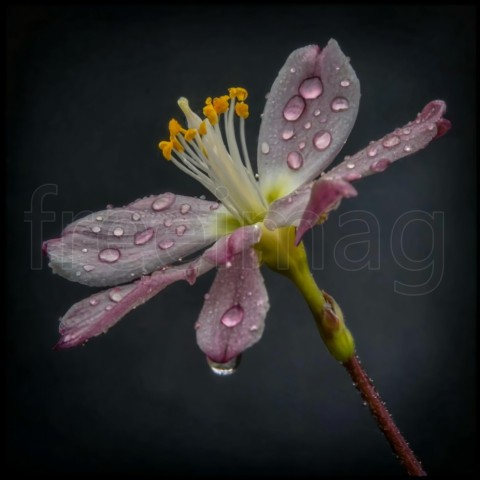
[43,39,450,373]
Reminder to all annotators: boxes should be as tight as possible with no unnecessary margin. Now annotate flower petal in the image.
[294,100,450,244]
[295,179,358,245]
[54,226,263,349]
[324,100,451,183]
[257,39,360,200]
[195,248,269,363]
[44,194,232,287]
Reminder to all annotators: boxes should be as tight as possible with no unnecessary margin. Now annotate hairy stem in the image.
[343,355,427,476]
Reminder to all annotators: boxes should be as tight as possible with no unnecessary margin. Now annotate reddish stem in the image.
[343,355,426,476]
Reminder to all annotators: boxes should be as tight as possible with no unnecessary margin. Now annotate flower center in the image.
[158,88,268,224]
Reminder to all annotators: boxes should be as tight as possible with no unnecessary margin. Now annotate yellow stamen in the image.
[159,140,173,160]
[203,104,218,125]
[235,102,249,119]
[228,87,248,101]
[172,137,184,152]
[213,95,230,114]
[168,118,185,137]
[184,128,197,142]
[199,121,207,136]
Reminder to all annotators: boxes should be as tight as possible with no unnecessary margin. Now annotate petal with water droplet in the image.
[257,39,360,199]
[44,194,233,287]
[323,100,450,184]
[295,178,358,244]
[196,248,269,363]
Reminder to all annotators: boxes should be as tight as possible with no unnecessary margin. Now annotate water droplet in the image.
[370,159,391,173]
[204,293,210,300]
[249,325,259,332]
[152,193,175,211]
[209,202,220,210]
[75,271,81,277]
[105,305,113,311]
[113,227,124,237]
[176,225,187,236]
[81,248,88,253]
[255,173,259,179]
[287,151,304,170]
[402,128,411,135]
[313,131,332,151]
[159,239,175,250]
[283,95,306,121]
[367,147,377,158]
[109,290,123,303]
[331,97,349,112]
[299,76,323,99]
[340,79,351,87]
[163,217,173,227]
[313,108,321,117]
[98,248,121,263]
[261,142,270,154]
[403,145,412,152]
[89,299,98,306]
[91,226,101,233]
[282,127,294,140]
[134,228,154,245]
[382,135,400,148]
[287,197,293,203]
[427,123,435,131]
[207,356,239,376]
[132,212,141,221]
[199,195,206,200]
[220,305,244,328]
[290,67,296,73]
[96,216,103,222]
[298,141,306,150]
[180,203,191,215]
[83,265,95,272]
[304,121,311,130]
[346,162,355,169]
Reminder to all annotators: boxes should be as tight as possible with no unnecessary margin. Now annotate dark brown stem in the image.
[343,355,427,476]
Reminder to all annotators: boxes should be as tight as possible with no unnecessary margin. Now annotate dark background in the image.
[6,5,476,476]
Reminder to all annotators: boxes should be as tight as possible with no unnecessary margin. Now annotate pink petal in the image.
[324,100,450,183]
[195,248,269,363]
[44,193,228,287]
[55,226,263,349]
[295,179,358,245]
[257,39,360,198]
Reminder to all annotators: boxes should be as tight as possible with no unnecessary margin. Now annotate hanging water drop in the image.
[206,356,239,376]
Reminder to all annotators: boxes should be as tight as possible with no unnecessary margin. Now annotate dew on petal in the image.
[152,193,175,211]
[207,356,238,376]
[287,151,304,170]
[299,76,323,99]
[220,305,244,328]
[283,95,306,121]
[209,202,220,210]
[83,265,95,272]
[96,216,103,222]
[176,225,187,237]
[261,142,270,154]
[282,127,295,140]
[331,97,350,112]
[427,123,435,131]
[304,121,312,130]
[298,141,306,150]
[180,203,191,214]
[345,172,362,182]
[91,226,101,233]
[89,299,98,306]
[249,325,259,332]
[134,228,154,245]
[382,135,400,148]
[340,79,351,87]
[163,217,173,227]
[105,305,113,311]
[346,162,355,169]
[159,239,175,250]
[403,145,413,152]
[313,131,332,151]
[313,109,321,117]
[132,212,141,221]
[402,128,411,135]
[98,248,121,263]
[75,271,81,277]
[290,67,296,73]
[113,227,124,237]
[109,290,124,303]
[367,147,378,158]
[81,248,88,253]
[370,159,391,173]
